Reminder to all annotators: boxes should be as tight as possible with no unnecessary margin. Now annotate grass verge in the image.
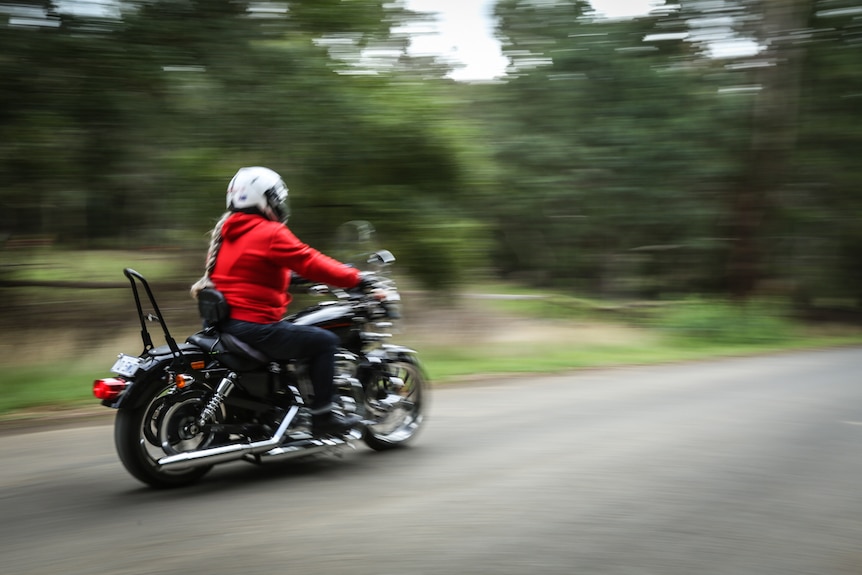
[1,276,861,418]
[418,335,862,383]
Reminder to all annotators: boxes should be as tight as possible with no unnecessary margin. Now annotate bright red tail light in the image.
[93,378,128,401]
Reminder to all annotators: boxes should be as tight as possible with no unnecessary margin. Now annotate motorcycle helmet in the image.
[226,166,290,222]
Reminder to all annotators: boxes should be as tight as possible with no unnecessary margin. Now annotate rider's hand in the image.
[356,271,379,291]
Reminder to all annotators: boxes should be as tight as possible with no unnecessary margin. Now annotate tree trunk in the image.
[726,0,810,300]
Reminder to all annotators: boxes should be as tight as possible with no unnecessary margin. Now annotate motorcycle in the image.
[93,222,427,488]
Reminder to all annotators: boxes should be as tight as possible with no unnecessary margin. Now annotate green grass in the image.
[418,335,862,383]
[418,342,665,381]
[463,284,600,318]
[646,298,791,342]
[0,248,195,416]
[3,326,859,416]
[1,249,195,321]
[2,258,861,418]
[1,363,108,415]
[415,288,862,382]
[1,248,187,283]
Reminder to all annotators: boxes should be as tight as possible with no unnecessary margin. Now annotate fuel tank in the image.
[288,302,355,341]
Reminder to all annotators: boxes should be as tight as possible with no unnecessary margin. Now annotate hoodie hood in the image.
[221,212,273,241]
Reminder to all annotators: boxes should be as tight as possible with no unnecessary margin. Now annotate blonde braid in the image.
[190,211,231,298]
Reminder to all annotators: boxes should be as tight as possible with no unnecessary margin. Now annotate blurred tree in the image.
[478,0,861,309]
[483,0,738,296]
[2,0,861,307]
[787,0,862,307]
[0,0,477,290]
[665,0,862,305]
[664,0,810,299]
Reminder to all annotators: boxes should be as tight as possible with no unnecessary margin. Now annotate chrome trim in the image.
[158,405,301,471]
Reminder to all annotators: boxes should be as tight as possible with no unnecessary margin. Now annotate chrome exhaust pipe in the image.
[247,428,362,464]
[158,406,302,471]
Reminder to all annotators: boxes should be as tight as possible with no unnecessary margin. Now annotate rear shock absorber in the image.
[198,372,236,426]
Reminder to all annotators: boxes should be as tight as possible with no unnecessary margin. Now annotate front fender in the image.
[366,345,427,382]
[370,344,421,364]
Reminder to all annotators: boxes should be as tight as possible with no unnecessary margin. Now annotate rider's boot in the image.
[310,404,362,437]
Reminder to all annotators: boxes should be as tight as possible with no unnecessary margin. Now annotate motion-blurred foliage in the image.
[1,0,861,313]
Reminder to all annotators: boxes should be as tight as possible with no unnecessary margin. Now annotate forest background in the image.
[1,0,861,414]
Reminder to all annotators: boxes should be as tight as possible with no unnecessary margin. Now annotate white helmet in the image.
[226,166,290,222]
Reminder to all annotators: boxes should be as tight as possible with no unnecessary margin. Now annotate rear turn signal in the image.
[93,378,128,401]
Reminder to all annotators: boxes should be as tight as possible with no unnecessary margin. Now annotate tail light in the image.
[93,377,128,401]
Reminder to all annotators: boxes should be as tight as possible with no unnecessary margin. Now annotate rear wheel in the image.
[363,357,427,451]
[115,382,218,488]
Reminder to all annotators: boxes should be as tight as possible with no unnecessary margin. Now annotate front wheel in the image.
[114,383,217,488]
[363,357,428,451]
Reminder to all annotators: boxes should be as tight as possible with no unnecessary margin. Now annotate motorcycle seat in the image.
[187,329,270,371]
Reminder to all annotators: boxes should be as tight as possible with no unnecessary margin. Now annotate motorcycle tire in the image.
[363,357,428,451]
[114,385,214,488]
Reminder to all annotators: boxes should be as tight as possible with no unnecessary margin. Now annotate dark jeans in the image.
[223,319,339,411]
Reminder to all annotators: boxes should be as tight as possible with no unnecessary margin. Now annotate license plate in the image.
[111,354,142,378]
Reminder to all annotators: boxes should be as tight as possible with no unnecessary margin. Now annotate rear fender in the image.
[110,347,209,410]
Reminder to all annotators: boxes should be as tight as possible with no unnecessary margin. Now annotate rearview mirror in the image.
[368,250,395,266]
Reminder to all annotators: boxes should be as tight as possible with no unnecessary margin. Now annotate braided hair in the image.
[190,211,231,298]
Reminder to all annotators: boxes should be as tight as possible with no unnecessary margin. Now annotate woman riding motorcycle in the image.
[191,166,366,436]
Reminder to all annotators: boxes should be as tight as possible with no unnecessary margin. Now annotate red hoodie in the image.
[210,212,360,323]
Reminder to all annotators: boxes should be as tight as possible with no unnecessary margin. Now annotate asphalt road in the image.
[1,348,861,575]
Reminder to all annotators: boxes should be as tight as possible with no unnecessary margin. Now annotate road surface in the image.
[1,348,861,575]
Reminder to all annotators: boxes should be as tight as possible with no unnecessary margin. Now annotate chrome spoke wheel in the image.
[364,359,427,450]
[115,378,217,488]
